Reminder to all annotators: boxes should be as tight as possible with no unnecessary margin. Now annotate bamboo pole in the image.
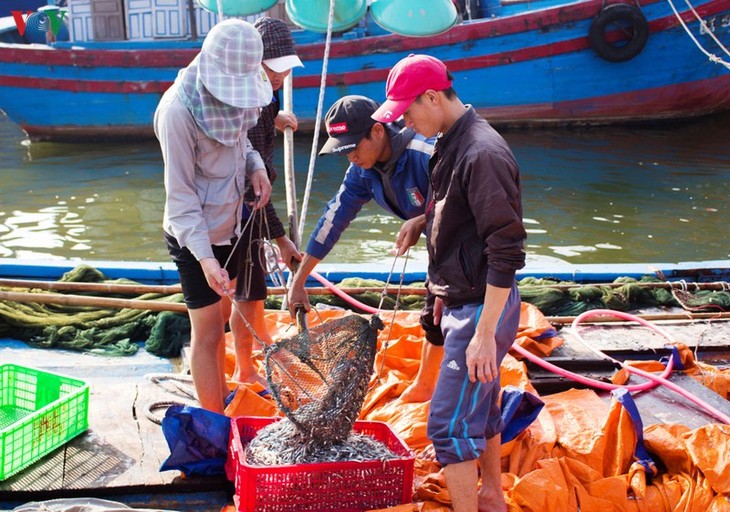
[546,311,730,325]
[0,279,426,296]
[0,279,183,295]
[282,72,300,250]
[0,290,187,313]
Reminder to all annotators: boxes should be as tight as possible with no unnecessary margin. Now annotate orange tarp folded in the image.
[221,304,730,512]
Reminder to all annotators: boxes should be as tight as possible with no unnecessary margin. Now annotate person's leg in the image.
[231,231,271,387]
[400,342,443,402]
[229,299,271,388]
[444,459,479,511]
[477,433,507,512]
[401,290,445,402]
[188,302,228,413]
[166,232,241,413]
[428,304,492,509]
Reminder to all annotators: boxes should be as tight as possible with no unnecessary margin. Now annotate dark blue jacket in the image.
[306,127,434,260]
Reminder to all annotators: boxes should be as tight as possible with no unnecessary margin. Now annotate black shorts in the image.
[165,231,241,310]
[234,215,269,302]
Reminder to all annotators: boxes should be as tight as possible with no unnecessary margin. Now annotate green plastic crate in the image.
[0,363,89,480]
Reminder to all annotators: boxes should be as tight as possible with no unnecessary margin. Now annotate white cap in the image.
[264,54,304,73]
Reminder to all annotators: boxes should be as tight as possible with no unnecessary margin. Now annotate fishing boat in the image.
[0,0,729,141]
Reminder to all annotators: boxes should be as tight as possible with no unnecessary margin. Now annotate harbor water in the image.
[0,111,728,266]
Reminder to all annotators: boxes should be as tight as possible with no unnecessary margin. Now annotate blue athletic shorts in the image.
[426,282,521,466]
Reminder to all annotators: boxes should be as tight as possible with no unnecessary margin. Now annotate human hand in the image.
[287,282,311,317]
[248,169,272,210]
[465,329,498,384]
[393,214,427,256]
[275,236,302,270]
[275,111,298,132]
[433,296,443,326]
[199,257,232,297]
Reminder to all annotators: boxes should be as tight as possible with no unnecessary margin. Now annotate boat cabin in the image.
[53,0,288,42]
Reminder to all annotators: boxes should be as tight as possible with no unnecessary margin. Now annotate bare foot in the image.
[232,368,269,389]
[400,380,435,403]
[477,487,507,512]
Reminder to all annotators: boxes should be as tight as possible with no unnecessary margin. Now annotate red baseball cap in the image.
[372,54,452,123]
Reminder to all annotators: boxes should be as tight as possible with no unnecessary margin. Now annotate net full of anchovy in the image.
[264,313,383,446]
[250,313,389,466]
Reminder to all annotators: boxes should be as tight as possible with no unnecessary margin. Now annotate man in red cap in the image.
[374,54,526,512]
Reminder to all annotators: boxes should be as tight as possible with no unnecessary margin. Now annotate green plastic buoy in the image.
[196,0,278,16]
[370,0,460,36]
[285,0,367,33]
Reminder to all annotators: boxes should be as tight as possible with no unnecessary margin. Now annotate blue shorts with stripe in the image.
[426,282,521,466]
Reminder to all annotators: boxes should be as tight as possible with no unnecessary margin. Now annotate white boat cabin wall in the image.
[66,0,285,42]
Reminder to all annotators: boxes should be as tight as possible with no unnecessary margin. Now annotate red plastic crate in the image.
[226,416,415,512]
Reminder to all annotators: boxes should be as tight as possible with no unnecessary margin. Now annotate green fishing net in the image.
[0,264,188,357]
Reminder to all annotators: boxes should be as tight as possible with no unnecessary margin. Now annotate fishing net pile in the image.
[275,276,730,317]
[0,264,189,357]
[244,313,386,466]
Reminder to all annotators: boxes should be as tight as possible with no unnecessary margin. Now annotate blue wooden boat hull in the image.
[1,257,729,285]
[0,0,729,141]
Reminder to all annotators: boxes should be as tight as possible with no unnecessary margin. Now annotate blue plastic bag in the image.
[159,404,231,476]
[501,386,545,444]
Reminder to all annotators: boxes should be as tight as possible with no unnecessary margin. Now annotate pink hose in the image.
[310,270,382,314]
[567,309,730,424]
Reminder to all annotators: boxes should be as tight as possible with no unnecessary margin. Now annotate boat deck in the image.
[0,340,233,511]
[1,310,729,511]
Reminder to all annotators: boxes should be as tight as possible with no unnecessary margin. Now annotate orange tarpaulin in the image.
[223,303,730,512]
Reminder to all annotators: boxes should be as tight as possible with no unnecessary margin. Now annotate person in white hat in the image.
[154,19,273,413]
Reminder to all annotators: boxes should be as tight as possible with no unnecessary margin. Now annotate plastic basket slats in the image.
[227,416,415,512]
[0,364,89,480]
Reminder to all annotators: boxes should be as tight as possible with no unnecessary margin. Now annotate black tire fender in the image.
[589,3,650,63]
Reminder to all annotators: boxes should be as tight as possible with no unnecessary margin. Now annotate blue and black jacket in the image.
[306,126,435,260]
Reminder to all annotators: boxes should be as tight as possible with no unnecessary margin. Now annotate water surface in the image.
[0,111,728,265]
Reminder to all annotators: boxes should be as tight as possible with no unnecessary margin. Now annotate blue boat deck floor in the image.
[0,341,233,511]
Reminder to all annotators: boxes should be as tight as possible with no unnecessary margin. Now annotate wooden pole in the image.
[0,278,427,296]
[0,290,187,313]
[0,279,182,295]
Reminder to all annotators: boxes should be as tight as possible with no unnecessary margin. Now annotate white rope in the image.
[683,0,730,57]
[296,0,337,245]
[665,0,730,69]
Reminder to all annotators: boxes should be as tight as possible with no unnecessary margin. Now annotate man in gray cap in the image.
[229,16,304,392]
[155,19,272,413]
[286,94,444,403]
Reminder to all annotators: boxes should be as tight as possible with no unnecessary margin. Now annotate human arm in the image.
[286,252,321,316]
[304,165,374,260]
